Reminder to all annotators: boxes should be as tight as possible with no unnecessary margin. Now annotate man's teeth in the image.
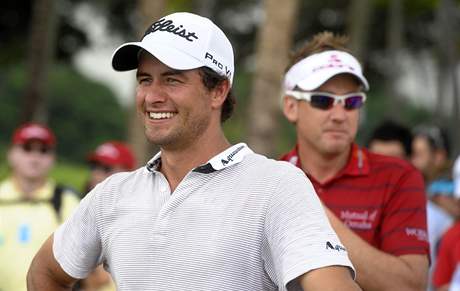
[149,112,175,119]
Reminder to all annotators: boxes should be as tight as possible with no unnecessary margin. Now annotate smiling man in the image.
[27,13,361,291]
[280,32,429,290]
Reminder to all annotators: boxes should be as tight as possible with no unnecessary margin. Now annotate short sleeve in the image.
[380,168,429,256]
[262,166,354,289]
[53,186,102,279]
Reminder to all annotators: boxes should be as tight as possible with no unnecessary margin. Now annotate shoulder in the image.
[242,153,307,180]
[365,149,423,180]
[366,149,417,172]
[0,177,17,200]
[84,167,150,207]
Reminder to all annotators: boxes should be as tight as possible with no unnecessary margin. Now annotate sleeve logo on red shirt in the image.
[405,227,428,242]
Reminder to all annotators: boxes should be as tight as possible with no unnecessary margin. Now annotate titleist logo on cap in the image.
[144,18,199,42]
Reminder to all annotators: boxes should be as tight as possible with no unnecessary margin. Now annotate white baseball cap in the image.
[283,50,369,91]
[112,12,234,84]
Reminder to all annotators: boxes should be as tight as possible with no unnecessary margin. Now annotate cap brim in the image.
[296,69,369,91]
[112,42,204,72]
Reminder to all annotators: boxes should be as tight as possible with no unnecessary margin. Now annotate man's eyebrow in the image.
[136,69,186,79]
[136,71,149,79]
[162,69,185,77]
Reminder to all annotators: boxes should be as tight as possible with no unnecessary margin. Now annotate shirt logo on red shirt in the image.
[405,227,428,242]
[340,210,378,230]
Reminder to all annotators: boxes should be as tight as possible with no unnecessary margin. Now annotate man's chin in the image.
[321,142,351,156]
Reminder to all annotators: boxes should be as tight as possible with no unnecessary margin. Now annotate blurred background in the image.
[0,0,459,191]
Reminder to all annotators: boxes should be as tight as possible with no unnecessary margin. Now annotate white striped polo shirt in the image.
[54,143,354,291]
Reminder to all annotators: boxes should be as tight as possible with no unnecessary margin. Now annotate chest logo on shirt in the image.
[340,210,378,230]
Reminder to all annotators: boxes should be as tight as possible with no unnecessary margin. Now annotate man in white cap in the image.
[27,13,361,291]
[280,32,429,290]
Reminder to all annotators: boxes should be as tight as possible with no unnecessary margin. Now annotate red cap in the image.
[88,141,136,170]
[12,123,56,147]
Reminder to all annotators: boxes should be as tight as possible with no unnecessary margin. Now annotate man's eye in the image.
[138,78,151,85]
[166,77,181,84]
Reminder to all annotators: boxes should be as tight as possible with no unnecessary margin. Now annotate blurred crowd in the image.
[0,123,136,291]
[368,120,460,291]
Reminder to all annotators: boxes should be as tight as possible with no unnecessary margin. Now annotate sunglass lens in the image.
[22,144,52,154]
[344,96,364,110]
[310,95,335,110]
[90,162,113,173]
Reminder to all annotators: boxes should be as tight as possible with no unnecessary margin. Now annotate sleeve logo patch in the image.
[326,241,347,252]
[405,227,428,242]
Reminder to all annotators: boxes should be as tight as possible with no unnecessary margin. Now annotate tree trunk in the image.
[384,0,404,120]
[127,0,166,164]
[435,0,460,157]
[346,0,374,62]
[247,0,299,157]
[21,0,58,123]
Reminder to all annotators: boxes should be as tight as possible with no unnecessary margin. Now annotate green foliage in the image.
[50,162,89,194]
[0,63,128,163]
[223,68,252,143]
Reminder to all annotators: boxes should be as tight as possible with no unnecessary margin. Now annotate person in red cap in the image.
[76,141,136,291]
[84,141,136,193]
[0,123,80,291]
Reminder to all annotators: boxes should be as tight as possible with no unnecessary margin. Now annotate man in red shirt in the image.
[280,31,429,290]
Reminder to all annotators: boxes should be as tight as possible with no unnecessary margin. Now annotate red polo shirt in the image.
[433,222,460,287]
[280,143,429,257]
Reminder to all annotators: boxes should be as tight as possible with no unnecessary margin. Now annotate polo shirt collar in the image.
[146,143,253,174]
[281,143,370,180]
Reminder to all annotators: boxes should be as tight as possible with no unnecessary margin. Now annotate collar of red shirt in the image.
[280,143,370,185]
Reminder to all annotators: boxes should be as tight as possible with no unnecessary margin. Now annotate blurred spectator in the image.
[84,141,136,193]
[368,119,413,159]
[433,157,460,291]
[78,141,136,291]
[412,125,457,216]
[0,123,80,291]
[411,125,456,291]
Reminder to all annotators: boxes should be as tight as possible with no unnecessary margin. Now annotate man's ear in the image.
[282,95,299,123]
[210,79,231,109]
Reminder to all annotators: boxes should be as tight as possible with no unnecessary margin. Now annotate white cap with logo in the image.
[112,12,234,84]
[283,50,369,91]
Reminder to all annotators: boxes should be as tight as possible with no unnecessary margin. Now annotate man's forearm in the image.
[325,208,428,291]
[27,259,73,291]
[27,235,77,291]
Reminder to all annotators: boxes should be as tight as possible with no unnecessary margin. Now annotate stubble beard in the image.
[144,111,211,150]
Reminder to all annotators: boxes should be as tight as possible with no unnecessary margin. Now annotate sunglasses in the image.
[21,143,54,154]
[89,162,114,173]
[286,90,366,110]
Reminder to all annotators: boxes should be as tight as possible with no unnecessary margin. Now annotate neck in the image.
[297,143,352,184]
[12,175,47,199]
[159,130,230,192]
